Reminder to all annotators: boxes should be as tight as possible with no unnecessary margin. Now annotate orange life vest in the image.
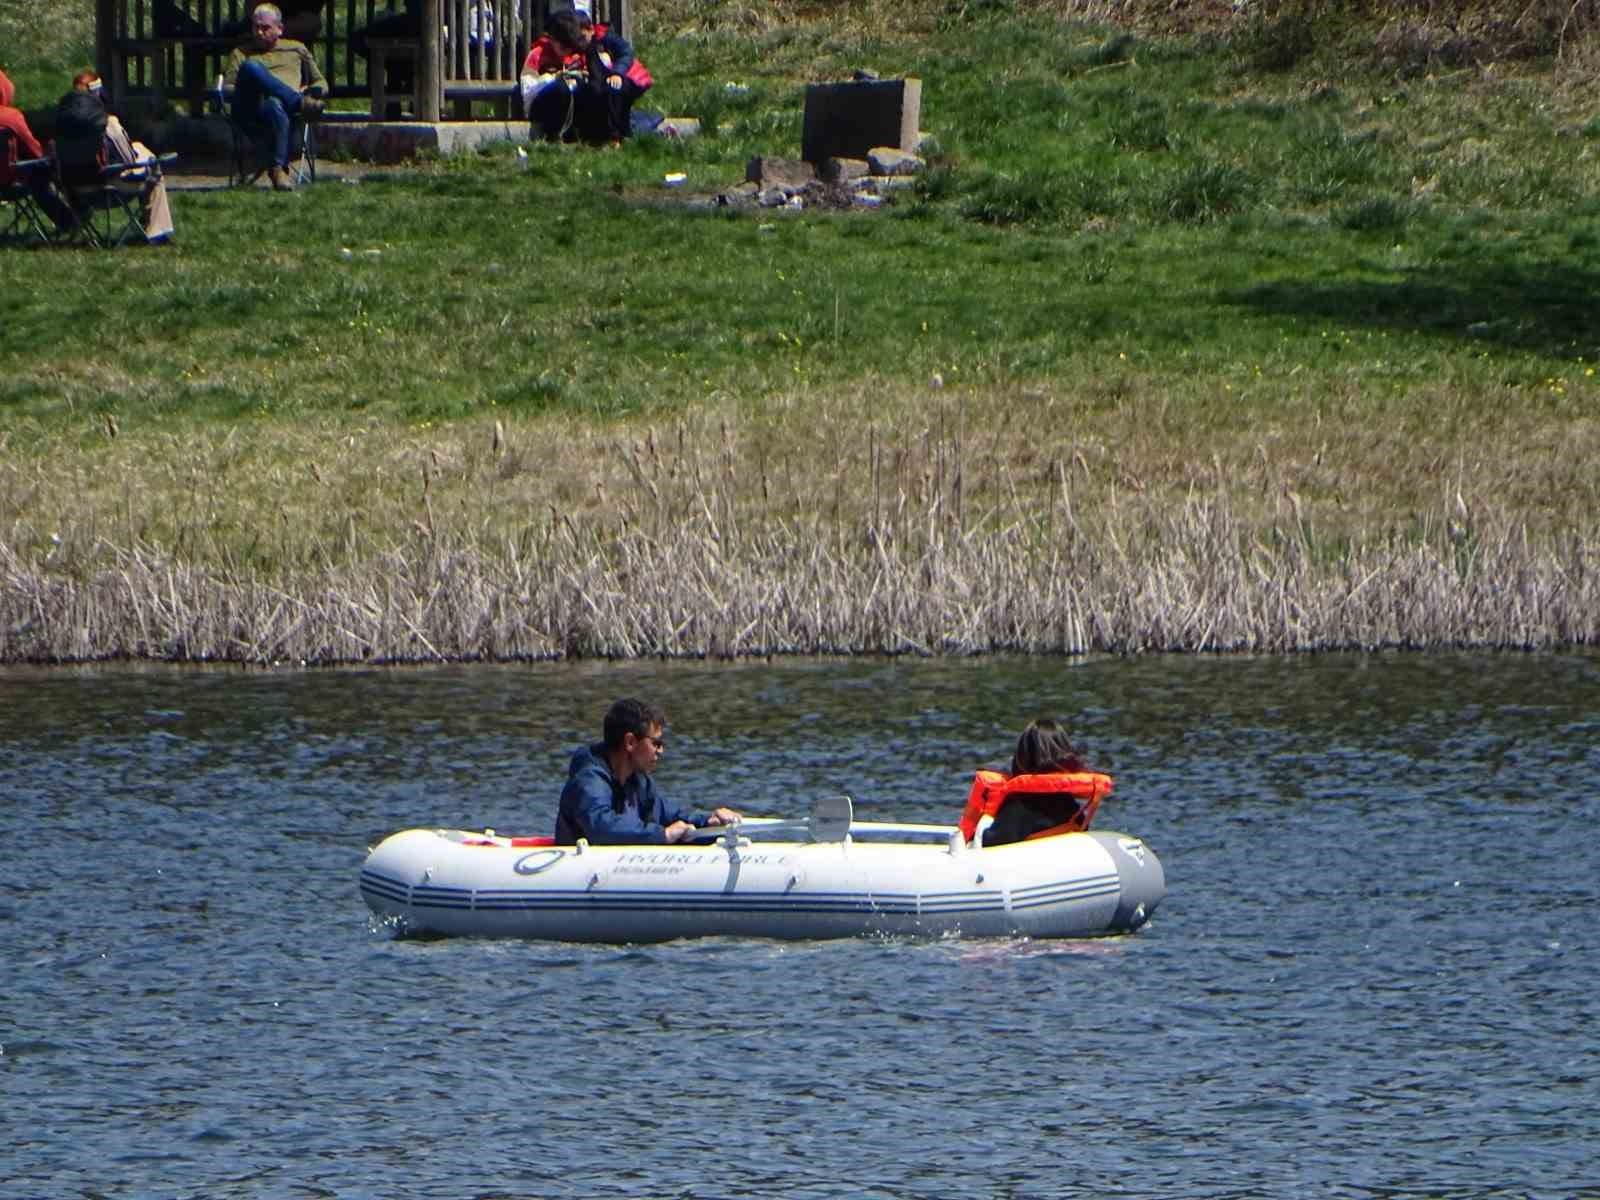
[958,769,1113,844]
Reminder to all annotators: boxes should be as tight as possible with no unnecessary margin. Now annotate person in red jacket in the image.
[520,9,651,145]
[0,67,76,233]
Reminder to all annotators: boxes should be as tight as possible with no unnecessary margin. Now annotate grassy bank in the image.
[3,0,1598,661]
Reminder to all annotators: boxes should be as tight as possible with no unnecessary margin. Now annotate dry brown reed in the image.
[3,410,1594,663]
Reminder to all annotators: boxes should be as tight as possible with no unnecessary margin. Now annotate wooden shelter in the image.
[95,0,629,120]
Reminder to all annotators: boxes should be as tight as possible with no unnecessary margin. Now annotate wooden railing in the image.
[94,0,629,120]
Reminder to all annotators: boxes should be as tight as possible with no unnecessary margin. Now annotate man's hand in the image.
[605,73,622,90]
[705,807,742,826]
[664,820,696,843]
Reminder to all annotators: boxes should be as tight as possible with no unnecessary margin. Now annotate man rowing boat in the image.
[555,698,740,844]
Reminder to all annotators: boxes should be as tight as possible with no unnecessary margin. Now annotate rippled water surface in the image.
[4,653,1598,1199]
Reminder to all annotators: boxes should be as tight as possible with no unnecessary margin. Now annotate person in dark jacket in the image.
[555,698,740,844]
[56,72,175,243]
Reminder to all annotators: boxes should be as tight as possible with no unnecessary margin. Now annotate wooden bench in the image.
[367,36,421,119]
[369,40,521,119]
[445,80,520,120]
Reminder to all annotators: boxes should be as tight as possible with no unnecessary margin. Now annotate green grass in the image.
[0,3,92,103]
[3,0,1600,658]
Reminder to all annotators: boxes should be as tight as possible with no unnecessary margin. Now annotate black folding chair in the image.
[1,128,54,244]
[206,85,318,189]
[51,132,177,249]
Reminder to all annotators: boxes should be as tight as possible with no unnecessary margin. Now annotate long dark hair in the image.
[1009,718,1087,776]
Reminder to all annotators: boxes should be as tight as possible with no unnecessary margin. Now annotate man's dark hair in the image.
[603,698,666,749]
[545,10,589,50]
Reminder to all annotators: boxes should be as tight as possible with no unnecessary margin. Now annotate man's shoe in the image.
[268,166,295,192]
[300,95,325,119]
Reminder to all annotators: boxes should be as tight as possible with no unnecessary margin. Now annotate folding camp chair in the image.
[51,132,175,248]
[206,84,318,189]
[1,128,54,244]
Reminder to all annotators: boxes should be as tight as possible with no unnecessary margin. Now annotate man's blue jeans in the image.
[231,59,307,168]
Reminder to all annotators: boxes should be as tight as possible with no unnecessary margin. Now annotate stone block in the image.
[801,78,921,165]
[867,147,924,176]
[820,156,870,182]
[314,118,527,164]
[747,156,816,186]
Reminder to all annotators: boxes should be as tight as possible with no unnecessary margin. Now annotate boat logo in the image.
[514,849,567,875]
[1118,838,1146,867]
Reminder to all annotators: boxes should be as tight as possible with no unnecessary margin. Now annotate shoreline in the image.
[5,503,1594,664]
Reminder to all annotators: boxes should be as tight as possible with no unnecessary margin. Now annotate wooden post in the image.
[418,0,443,120]
[96,0,119,106]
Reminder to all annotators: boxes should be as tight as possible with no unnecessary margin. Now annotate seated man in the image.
[555,698,740,845]
[222,2,326,191]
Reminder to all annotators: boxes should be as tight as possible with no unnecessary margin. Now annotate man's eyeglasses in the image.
[643,735,666,750]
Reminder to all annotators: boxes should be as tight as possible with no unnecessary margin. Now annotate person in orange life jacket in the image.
[962,718,1113,848]
[554,698,740,845]
[521,9,651,145]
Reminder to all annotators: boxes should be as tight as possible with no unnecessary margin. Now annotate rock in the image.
[657,117,701,140]
[747,156,816,187]
[868,147,924,176]
[713,182,761,209]
[820,156,869,182]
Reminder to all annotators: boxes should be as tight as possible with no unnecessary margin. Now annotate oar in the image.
[689,794,855,843]
[733,818,957,840]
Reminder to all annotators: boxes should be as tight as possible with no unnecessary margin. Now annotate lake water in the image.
[3,653,1597,1199]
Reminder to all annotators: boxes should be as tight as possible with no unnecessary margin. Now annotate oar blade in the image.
[808,794,853,842]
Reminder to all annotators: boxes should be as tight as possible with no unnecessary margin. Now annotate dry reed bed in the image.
[2,491,1593,663]
[4,405,1597,663]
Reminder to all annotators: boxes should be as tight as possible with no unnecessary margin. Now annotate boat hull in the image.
[360,827,1165,942]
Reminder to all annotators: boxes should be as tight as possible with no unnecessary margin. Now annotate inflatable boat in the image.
[360,797,1165,942]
